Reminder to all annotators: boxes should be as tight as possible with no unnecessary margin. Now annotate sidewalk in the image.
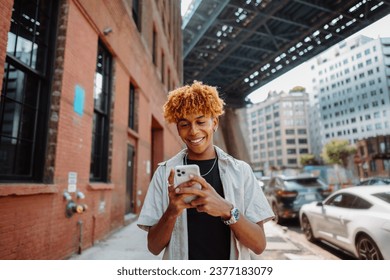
[68,216,324,260]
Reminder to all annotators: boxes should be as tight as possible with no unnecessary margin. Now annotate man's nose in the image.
[189,124,199,134]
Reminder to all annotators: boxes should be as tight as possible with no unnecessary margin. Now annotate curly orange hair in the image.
[163,81,225,123]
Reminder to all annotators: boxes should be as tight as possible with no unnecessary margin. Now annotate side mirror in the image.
[316,201,323,207]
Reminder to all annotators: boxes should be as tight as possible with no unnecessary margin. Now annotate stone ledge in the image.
[0,184,58,196]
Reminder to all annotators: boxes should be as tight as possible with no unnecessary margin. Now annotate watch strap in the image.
[222,207,240,225]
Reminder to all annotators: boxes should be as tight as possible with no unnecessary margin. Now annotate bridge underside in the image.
[183,0,390,108]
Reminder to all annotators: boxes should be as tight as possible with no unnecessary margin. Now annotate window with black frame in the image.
[90,42,112,182]
[132,0,141,32]
[0,0,57,181]
[128,83,136,131]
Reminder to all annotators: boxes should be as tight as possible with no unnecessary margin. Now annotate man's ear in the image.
[213,117,219,132]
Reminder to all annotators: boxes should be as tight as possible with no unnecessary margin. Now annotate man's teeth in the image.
[190,138,203,143]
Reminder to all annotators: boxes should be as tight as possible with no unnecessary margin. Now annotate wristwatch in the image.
[222,207,240,225]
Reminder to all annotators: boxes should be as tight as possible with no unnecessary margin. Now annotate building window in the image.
[0,0,58,181]
[128,83,137,131]
[297,129,307,134]
[161,51,165,84]
[167,68,171,90]
[90,42,112,182]
[286,139,296,145]
[298,139,307,144]
[287,149,296,154]
[370,160,376,172]
[152,28,157,65]
[288,159,297,165]
[384,160,390,171]
[285,129,295,135]
[132,0,141,31]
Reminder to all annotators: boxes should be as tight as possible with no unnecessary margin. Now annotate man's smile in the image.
[188,137,205,145]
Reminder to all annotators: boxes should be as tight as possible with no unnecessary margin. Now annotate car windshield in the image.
[360,178,390,185]
[374,179,390,185]
[372,192,390,204]
[284,178,325,189]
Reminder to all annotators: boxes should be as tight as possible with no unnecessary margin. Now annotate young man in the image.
[137,81,274,260]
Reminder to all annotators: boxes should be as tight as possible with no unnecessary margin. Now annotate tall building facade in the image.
[309,35,390,157]
[246,89,311,173]
[0,0,183,259]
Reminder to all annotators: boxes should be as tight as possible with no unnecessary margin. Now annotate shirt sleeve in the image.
[137,165,167,231]
[241,162,275,224]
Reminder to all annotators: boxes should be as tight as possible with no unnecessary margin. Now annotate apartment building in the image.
[309,35,390,157]
[246,88,311,173]
[0,0,183,259]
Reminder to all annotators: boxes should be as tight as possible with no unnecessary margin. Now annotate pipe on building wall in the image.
[77,220,83,254]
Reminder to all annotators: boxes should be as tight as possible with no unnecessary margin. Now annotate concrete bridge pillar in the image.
[216,107,250,162]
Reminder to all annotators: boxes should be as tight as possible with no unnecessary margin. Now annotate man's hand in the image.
[166,169,196,218]
[174,174,232,219]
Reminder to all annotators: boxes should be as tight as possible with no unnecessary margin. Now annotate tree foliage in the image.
[321,139,356,167]
[290,86,306,92]
[300,154,320,166]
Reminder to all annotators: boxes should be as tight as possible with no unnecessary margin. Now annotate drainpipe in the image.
[77,220,83,254]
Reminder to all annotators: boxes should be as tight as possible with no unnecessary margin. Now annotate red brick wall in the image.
[0,0,12,91]
[0,0,183,259]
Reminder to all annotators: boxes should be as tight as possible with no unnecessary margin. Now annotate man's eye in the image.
[179,123,189,127]
[198,122,206,125]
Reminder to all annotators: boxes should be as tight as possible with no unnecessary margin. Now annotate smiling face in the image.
[177,114,218,160]
[163,81,225,159]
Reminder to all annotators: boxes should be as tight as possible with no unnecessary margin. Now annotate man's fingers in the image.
[175,183,204,198]
[167,168,175,190]
[188,174,210,189]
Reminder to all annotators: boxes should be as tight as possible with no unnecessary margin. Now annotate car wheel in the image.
[356,234,383,260]
[301,214,316,243]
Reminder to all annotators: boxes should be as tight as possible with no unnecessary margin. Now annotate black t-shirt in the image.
[186,158,231,260]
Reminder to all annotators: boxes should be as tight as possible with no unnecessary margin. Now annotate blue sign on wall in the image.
[74,85,85,116]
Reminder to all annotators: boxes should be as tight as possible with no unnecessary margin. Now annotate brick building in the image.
[355,135,390,178]
[0,0,183,259]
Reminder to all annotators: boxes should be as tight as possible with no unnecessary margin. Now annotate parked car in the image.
[299,186,390,260]
[357,177,390,186]
[263,174,331,224]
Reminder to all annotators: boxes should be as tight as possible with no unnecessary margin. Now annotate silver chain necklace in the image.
[184,153,218,177]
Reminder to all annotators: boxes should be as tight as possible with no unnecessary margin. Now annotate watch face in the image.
[223,207,240,225]
[232,208,240,220]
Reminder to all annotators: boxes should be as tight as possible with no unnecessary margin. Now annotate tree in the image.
[321,139,356,168]
[300,154,320,166]
[290,86,306,92]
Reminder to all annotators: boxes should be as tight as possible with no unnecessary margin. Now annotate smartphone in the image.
[174,164,202,203]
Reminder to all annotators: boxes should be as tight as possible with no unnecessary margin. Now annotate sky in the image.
[181,0,390,103]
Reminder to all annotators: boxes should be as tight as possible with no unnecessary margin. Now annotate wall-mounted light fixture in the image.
[76,191,85,199]
[103,27,113,36]
[63,191,72,201]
